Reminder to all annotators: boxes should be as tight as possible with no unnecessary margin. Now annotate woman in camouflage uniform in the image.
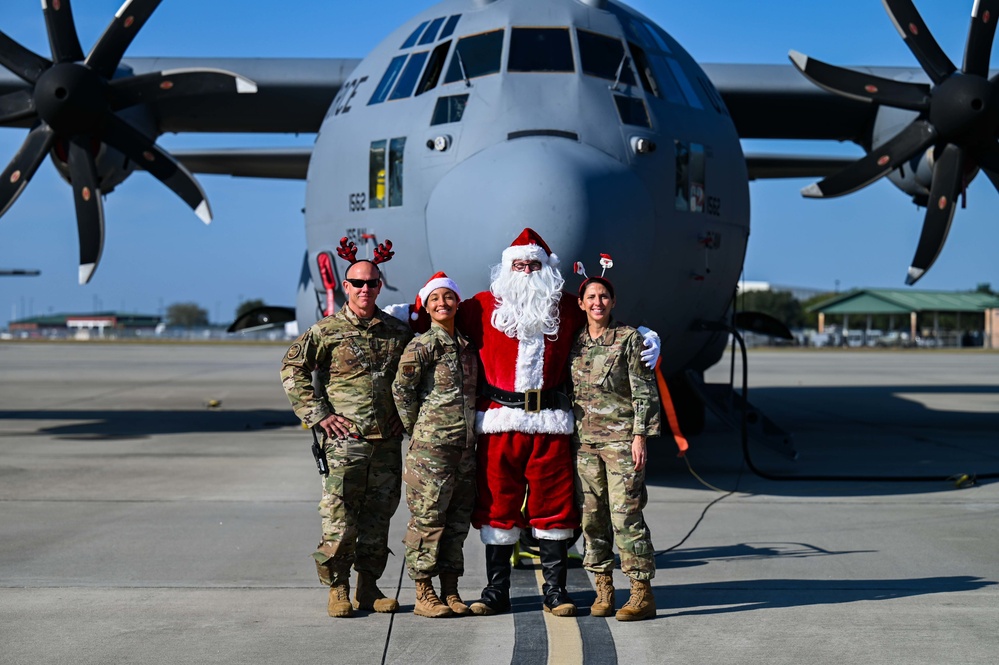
[392,272,478,618]
[570,276,661,621]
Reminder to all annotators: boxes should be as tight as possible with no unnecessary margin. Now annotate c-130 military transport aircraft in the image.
[0,0,996,398]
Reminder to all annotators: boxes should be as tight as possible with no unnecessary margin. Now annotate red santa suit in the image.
[454,241,586,546]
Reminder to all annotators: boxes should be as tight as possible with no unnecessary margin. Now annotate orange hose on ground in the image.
[655,358,689,456]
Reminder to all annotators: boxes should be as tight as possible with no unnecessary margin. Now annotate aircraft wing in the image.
[701,63,929,142]
[0,57,361,134]
[174,148,312,180]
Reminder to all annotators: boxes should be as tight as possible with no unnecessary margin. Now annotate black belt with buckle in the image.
[480,383,572,413]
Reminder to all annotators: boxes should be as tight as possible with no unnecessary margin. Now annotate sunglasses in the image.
[512,261,543,272]
[345,278,381,289]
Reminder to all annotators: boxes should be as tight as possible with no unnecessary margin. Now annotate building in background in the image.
[8,312,161,339]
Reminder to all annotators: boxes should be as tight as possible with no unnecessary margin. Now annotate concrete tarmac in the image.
[1,342,997,665]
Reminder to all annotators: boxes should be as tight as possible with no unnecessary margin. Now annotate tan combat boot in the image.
[615,578,656,621]
[354,571,399,613]
[439,572,471,616]
[590,573,615,617]
[327,580,353,618]
[414,579,453,618]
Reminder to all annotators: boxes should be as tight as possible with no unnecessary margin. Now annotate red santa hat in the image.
[412,271,461,321]
[501,227,560,268]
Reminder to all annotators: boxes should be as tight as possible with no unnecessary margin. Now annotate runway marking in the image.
[534,567,583,665]
[509,555,618,665]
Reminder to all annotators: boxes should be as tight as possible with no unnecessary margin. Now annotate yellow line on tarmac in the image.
[534,567,584,665]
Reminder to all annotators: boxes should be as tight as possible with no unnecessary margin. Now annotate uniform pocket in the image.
[333,338,367,379]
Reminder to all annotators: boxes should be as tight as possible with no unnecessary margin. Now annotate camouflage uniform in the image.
[280,304,413,586]
[569,320,661,581]
[392,323,478,581]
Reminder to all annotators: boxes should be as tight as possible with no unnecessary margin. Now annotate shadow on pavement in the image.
[658,575,996,616]
[0,409,298,439]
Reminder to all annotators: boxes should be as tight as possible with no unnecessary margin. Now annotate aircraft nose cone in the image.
[425,137,655,297]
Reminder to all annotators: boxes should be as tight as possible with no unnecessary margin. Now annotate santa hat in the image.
[501,228,560,268]
[412,271,461,321]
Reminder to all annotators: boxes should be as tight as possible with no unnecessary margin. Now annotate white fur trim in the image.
[515,333,546,392]
[502,244,550,266]
[533,527,575,541]
[480,525,521,545]
[382,303,412,323]
[476,407,574,435]
[419,278,461,305]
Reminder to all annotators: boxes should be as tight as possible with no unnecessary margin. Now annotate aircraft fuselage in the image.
[304,0,750,375]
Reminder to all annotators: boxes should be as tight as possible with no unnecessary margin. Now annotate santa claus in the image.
[448,228,659,617]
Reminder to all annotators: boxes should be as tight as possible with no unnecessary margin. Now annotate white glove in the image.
[637,326,660,369]
[382,303,412,323]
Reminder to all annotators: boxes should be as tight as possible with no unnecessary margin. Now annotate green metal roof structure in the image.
[10,312,162,327]
[807,289,999,315]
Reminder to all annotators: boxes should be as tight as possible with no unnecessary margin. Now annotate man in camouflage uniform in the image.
[392,272,478,618]
[570,276,661,621]
[280,259,413,618]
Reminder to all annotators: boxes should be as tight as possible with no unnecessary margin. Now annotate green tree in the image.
[801,292,838,328]
[736,290,806,328]
[236,299,266,319]
[975,282,994,295]
[166,302,209,327]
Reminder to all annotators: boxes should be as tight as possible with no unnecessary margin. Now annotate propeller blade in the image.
[109,68,258,111]
[977,144,999,194]
[905,143,964,285]
[42,0,85,63]
[963,0,999,77]
[85,0,163,78]
[0,90,36,124]
[0,123,55,217]
[0,31,52,83]
[882,0,957,84]
[66,137,105,285]
[100,113,212,223]
[802,120,936,198]
[788,50,930,110]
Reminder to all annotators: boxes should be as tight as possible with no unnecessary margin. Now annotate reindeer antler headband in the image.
[573,253,615,297]
[573,253,613,280]
[336,237,395,265]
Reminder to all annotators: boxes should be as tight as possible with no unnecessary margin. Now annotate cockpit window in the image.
[508,28,574,73]
[390,51,430,100]
[577,29,635,85]
[614,95,651,128]
[641,21,672,54]
[440,15,461,40]
[419,17,446,45]
[444,30,504,84]
[416,41,451,96]
[368,55,408,105]
[431,94,469,125]
[620,17,672,55]
[401,21,430,49]
[663,58,703,109]
[626,42,659,97]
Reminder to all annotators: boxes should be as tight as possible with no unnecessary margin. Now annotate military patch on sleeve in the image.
[402,365,416,378]
[286,343,303,360]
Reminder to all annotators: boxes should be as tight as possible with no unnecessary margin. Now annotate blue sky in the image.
[1,0,996,326]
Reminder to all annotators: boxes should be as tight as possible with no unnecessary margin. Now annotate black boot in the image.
[469,544,513,616]
[538,539,576,617]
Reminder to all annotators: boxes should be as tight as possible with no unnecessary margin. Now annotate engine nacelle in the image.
[874,106,934,206]
[48,106,157,194]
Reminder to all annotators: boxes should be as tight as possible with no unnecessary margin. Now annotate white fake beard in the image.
[489,263,564,339]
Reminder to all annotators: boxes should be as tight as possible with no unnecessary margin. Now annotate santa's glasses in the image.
[511,261,543,273]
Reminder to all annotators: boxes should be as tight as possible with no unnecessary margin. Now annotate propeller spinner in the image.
[0,0,256,283]
[790,0,999,285]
